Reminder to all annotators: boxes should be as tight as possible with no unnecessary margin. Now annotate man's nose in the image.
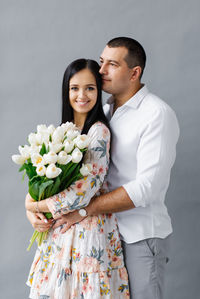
[99,63,107,75]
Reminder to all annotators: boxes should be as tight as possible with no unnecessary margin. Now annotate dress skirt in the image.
[27,214,130,299]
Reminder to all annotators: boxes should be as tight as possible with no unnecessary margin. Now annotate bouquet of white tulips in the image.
[12,122,92,251]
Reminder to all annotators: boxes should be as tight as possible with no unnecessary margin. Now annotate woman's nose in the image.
[78,89,85,99]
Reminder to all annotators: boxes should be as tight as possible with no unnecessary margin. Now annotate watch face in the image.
[79,208,87,217]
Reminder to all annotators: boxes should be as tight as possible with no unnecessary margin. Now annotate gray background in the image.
[1,0,199,298]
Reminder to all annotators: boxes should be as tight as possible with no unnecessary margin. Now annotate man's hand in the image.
[26,210,53,232]
[53,210,85,233]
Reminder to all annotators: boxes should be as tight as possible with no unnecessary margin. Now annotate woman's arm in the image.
[46,122,110,218]
[25,193,50,213]
[26,122,110,219]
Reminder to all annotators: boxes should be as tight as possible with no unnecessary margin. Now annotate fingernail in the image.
[44,219,48,223]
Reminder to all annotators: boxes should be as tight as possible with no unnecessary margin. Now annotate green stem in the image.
[27,230,39,251]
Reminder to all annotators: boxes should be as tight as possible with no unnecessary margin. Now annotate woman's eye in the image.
[71,87,78,91]
[87,86,95,91]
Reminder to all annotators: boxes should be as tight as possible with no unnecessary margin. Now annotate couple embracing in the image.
[25,37,179,299]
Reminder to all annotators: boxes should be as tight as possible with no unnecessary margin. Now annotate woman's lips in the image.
[75,101,89,106]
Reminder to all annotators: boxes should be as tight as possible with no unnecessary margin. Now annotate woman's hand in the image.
[25,193,50,213]
[25,193,37,212]
[53,210,85,233]
[26,210,53,232]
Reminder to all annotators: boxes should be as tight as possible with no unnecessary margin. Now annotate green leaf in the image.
[50,176,61,196]
[38,180,54,201]
[19,163,26,172]
[66,173,83,189]
[28,176,44,200]
[22,170,26,182]
[29,180,40,200]
[59,162,72,177]
[20,162,37,180]
[60,163,83,190]
[29,175,41,184]
[44,212,52,219]
[40,143,47,156]
[80,148,87,153]
[63,163,79,180]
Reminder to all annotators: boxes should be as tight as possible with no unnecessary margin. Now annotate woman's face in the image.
[69,68,98,118]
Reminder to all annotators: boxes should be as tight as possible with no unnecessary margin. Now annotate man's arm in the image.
[86,186,135,216]
[52,186,135,232]
[53,106,179,232]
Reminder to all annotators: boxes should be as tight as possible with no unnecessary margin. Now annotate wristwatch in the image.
[78,208,88,217]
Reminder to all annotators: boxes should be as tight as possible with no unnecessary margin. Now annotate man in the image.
[27,37,179,299]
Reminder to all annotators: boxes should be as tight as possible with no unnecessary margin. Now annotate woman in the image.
[26,59,130,298]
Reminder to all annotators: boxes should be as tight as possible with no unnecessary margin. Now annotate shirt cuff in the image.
[123,181,147,208]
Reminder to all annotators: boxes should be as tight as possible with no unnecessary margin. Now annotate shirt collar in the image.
[106,85,149,110]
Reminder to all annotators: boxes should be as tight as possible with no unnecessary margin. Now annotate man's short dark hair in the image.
[107,37,146,78]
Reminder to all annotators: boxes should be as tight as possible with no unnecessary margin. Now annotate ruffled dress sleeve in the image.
[46,122,110,218]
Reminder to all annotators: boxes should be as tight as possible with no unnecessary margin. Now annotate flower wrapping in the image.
[12,122,92,250]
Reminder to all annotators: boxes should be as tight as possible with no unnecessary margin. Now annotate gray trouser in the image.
[121,235,171,299]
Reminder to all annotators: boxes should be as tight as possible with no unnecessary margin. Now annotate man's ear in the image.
[130,66,142,82]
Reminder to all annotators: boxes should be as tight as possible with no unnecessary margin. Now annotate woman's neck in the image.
[73,112,87,130]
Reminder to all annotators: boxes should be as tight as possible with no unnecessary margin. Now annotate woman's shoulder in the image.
[88,121,110,139]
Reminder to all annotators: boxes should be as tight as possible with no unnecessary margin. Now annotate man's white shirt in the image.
[104,85,180,243]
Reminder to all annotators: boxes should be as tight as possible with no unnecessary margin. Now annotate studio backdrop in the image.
[1,1,199,298]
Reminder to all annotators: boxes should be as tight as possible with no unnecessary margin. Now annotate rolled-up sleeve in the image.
[123,106,180,208]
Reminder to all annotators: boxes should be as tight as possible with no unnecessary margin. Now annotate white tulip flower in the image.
[74,134,90,149]
[31,153,44,167]
[49,142,64,153]
[47,124,55,135]
[43,132,50,143]
[11,154,26,165]
[57,151,72,165]
[80,163,93,176]
[28,133,38,145]
[64,140,74,153]
[66,129,80,140]
[18,145,31,160]
[35,132,49,145]
[52,126,64,143]
[36,165,46,176]
[29,145,41,155]
[37,124,48,134]
[71,148,83,163]
[43,151,58,164]
[35,133,43,145]
[46,163,62,178]
[61,122,76,133]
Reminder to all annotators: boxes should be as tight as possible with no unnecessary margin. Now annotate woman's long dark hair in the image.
[62,59,109,134]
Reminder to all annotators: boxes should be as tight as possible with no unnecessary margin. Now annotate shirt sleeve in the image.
[46,122,110,218]
[123,106,180,208]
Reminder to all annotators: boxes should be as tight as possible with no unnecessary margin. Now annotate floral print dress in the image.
[27,122,130,299]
